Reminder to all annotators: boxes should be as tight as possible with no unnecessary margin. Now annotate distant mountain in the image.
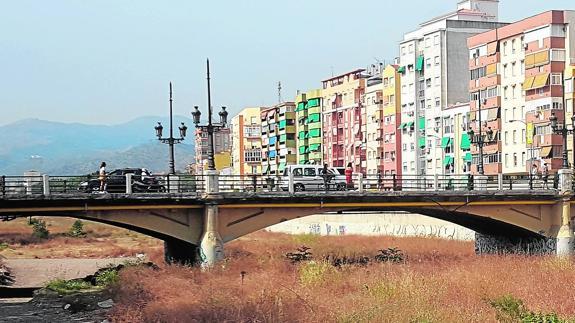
[0,117,195,175]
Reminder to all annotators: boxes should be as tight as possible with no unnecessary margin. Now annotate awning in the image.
[307,98,320,108]
[443,156,454,166]
[540,146,553,158]
[267,109,276,118]
[268,150,277,158]
[397,66,405,73]
[418,117,425,129]
[398,123,406,129]
[278,162,287,171]
[309,143,321,152]
[522,77,535,90]
[308,128,321,138]
[298,131,306,140]
[486,63,497,75]
[531,73,550,90]
[469,111,477,122]
[418,137,426,148]
[406,121,414,129]
[441,137,451,148]
[415,56,424,71]
[307,113,320,123]
[278,120,287,129]
[487,41,498,55]
[299,146,307,154]
[268,136,277,145]
[487,108,499,121]
[489,130,498,142]
[460,133,471,150]
[295,102,305,112]
[279,134,287,142]
[464,152,473,162]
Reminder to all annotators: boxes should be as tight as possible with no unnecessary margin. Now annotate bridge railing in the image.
[0,172,562,197]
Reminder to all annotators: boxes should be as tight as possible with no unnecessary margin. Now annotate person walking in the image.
[322,163,330,192]
[530,164,539,189]
[345,162,354,190]
[98,162,107,192]
[377,169,383,191]
[542,163,549,189]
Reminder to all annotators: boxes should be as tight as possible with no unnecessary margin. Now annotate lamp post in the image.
[549,112,572,170]
[468,98,489,175]
[154,82,188,175]
[191,59,228,172]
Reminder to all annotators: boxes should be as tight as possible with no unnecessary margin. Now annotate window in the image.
[403,162,407,172]
[512,85,516,99]
[401,46,406,55]
[435,76,440,86]
[513,153,518,167]
[303,168,316,176]
[434,56,440,65]
[504,131,508,144]
[471,66,487,80]
[551,49,565,61]
[504,86,509,99]
[435,97,440,107]
[503,41,507,56]
[522,152,526,166]
[522,129,526,143]
[520,60,525,75]
[512,39,516,54]
[425,37,430,47]
[487,87,498,98]
[512,62,516,77]
[513,130,517,144]
[434,35,440,45]
[426,78,431,88]
[426,58,431,68]
[408,44,414,53]
[551,74,562,85]
[512,107,516,120]
[505,153,509,167]
[503,64,508,77]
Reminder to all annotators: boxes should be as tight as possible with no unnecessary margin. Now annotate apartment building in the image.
[468,10,575,175]
[295,89,322,165]
[440,102,472,176]
[230,107,263,176]
[321,69,368,173]
[364,65,403,176]
[193,125,231,174]
[398,0,505,177]
[261,102,297,176]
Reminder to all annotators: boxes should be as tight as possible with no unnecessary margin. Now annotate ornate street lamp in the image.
[468,98,488,174]
[549,111,570,169]
[192,59,228,171]
[155,82,187,174]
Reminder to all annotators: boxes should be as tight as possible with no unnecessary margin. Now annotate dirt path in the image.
[4,257,134,288]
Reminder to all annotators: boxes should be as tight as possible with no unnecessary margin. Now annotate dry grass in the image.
[0,217,163,259]
[109,231,575,322]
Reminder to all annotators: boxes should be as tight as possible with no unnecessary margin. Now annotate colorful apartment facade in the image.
[261,102,297,176]
[398,0,505,177]
[230,107,263,176]
[364,65,402,176]
[440,102,472,176]
[295,90,322,165]
[321,69,368,173]
[467,10,575,175]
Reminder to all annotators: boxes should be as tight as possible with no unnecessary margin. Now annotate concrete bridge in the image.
[1,171,574,265]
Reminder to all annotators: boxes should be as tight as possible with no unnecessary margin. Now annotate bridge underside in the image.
[0,190,571,262]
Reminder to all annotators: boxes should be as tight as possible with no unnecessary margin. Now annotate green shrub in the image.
[68,220,86,238]
[489,294,566,323]
[46,279,92,294]
[95,268,119,287]
[31,219,49,239]
[0,242,8,251]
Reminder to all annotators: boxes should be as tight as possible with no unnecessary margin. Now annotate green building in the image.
[295,89,322,165]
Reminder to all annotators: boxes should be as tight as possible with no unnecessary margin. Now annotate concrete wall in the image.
[267,211,475,240]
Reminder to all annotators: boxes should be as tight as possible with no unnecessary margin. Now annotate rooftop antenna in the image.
[277,81,282,103]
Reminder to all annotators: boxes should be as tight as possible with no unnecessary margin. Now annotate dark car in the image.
[78,168,165,193]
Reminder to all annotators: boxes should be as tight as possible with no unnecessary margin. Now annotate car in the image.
[278,165,347,191]
[78,168,166,193]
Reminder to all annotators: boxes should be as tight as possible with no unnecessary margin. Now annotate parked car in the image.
[279,165,346,191]
[78,168,166,193]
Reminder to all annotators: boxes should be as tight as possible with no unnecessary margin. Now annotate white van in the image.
[279,165,346,191]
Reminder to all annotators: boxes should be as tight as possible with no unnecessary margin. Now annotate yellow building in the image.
[230,107,263,176]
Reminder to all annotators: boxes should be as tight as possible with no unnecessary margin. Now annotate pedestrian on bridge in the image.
[98,162,107,192]
[345,162,354,190]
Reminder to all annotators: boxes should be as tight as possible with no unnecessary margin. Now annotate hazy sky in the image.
[1,0,573,126]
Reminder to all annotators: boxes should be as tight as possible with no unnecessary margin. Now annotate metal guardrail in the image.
[0,173,560,198]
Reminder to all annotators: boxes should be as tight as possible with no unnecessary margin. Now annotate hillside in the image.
[0,117,195,175]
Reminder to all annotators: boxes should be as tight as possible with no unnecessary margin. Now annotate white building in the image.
[398,0,505,178]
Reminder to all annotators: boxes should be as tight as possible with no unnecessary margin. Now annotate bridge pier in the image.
[199,204,224,268]
[556,197,574,256]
